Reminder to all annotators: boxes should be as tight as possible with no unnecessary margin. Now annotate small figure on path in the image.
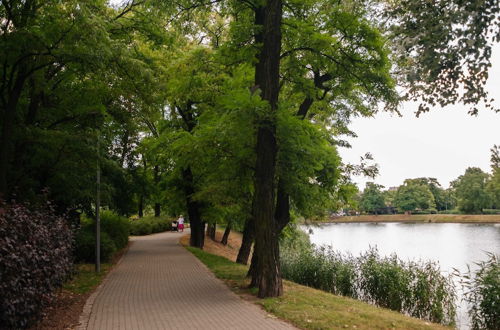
[178,215,184,232]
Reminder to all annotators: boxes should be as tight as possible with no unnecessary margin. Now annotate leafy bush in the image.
[461,254,500,330]
[100,211,129,250]
[74,226,116,263]
[130,220,153,235]
[74,211,129,262]
[129,216,171,236]
[0,201,73,329]
[281,245,456,325]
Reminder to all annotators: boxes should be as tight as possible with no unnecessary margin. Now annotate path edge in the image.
[75,242,132,330]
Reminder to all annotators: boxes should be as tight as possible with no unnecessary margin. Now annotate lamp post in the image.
[95,132,101,273]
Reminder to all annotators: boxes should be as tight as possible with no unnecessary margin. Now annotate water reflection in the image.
[306,223,500,273]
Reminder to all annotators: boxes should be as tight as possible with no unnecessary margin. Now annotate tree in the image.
[486,145,500,209]
[360,183,386,214]
[0,0,171,216]
[451,167,491,214]
[406,178,447,211]
[155,0,500,300]
[394,179,436,213]
[385,0,500,115]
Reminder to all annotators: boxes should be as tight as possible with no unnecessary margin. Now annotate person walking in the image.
[178,215,185,232]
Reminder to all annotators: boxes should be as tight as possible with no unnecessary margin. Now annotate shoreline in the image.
[314,214,500,224]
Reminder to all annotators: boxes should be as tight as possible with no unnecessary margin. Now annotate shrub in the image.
[129,216,171,236]
[0,201,73,329]
[74,211,128,263]
[74,225,116,263]
[461,253,500,330]
[100,211,129,250]
[130,220,153,235]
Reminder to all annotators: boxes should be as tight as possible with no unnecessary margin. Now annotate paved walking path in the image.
[78,230,294,330]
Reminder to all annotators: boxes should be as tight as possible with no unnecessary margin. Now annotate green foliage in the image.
[0,0,171,217]
[277,112,342,218]
[452,168,491,214]
[360,182,386,214]
[75,226,116,263]
[394,179,436,212]
[129,216,171,236]
[385,0,500,115]
[281,245,457,325]
[100,211,130,250]
[75,211,129,262]
[460,254,500,330]
[487,145,500,209]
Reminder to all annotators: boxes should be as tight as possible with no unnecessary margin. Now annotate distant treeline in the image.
[352,147,500,215]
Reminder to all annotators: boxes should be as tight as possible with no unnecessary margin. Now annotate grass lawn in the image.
[63,263,113,295]
[186,246,450,330]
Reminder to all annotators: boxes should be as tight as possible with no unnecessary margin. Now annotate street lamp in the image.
[95,132,101,273]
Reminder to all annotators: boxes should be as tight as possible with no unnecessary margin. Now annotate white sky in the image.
[340,43,500,190]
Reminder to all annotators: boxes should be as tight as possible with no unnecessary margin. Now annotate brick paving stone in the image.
[77,230,295,330]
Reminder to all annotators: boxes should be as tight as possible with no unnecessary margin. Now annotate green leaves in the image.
[394,178,436,212]
[452,167,492,214]
[385,0,500,115]
[360,182,386,214]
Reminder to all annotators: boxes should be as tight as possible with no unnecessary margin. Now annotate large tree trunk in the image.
[221,224,231,245]
[251,0,283,298]
[182,167,205,249]
[236,214,255,265]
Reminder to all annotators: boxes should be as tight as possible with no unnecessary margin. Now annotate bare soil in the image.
[29,290,90,330]
[179,228,245,263]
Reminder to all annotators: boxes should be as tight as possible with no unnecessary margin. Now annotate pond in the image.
[303,222,500,329]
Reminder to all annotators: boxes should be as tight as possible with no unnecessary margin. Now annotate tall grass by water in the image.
[281,232,500,329]
[281,238,457,325]
[459,254,499,330]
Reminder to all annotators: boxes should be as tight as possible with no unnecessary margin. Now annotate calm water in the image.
[303,222,500,329]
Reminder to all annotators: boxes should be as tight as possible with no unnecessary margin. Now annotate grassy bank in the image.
[322,214,500,223]
[185,241,449,329]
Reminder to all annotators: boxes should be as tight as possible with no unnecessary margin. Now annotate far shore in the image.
[319,214,500,224]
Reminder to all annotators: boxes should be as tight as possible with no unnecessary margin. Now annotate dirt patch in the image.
[29,290,90,330]
[180,229,247,263]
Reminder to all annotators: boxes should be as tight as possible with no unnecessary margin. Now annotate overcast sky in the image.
[340,43,500,190]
